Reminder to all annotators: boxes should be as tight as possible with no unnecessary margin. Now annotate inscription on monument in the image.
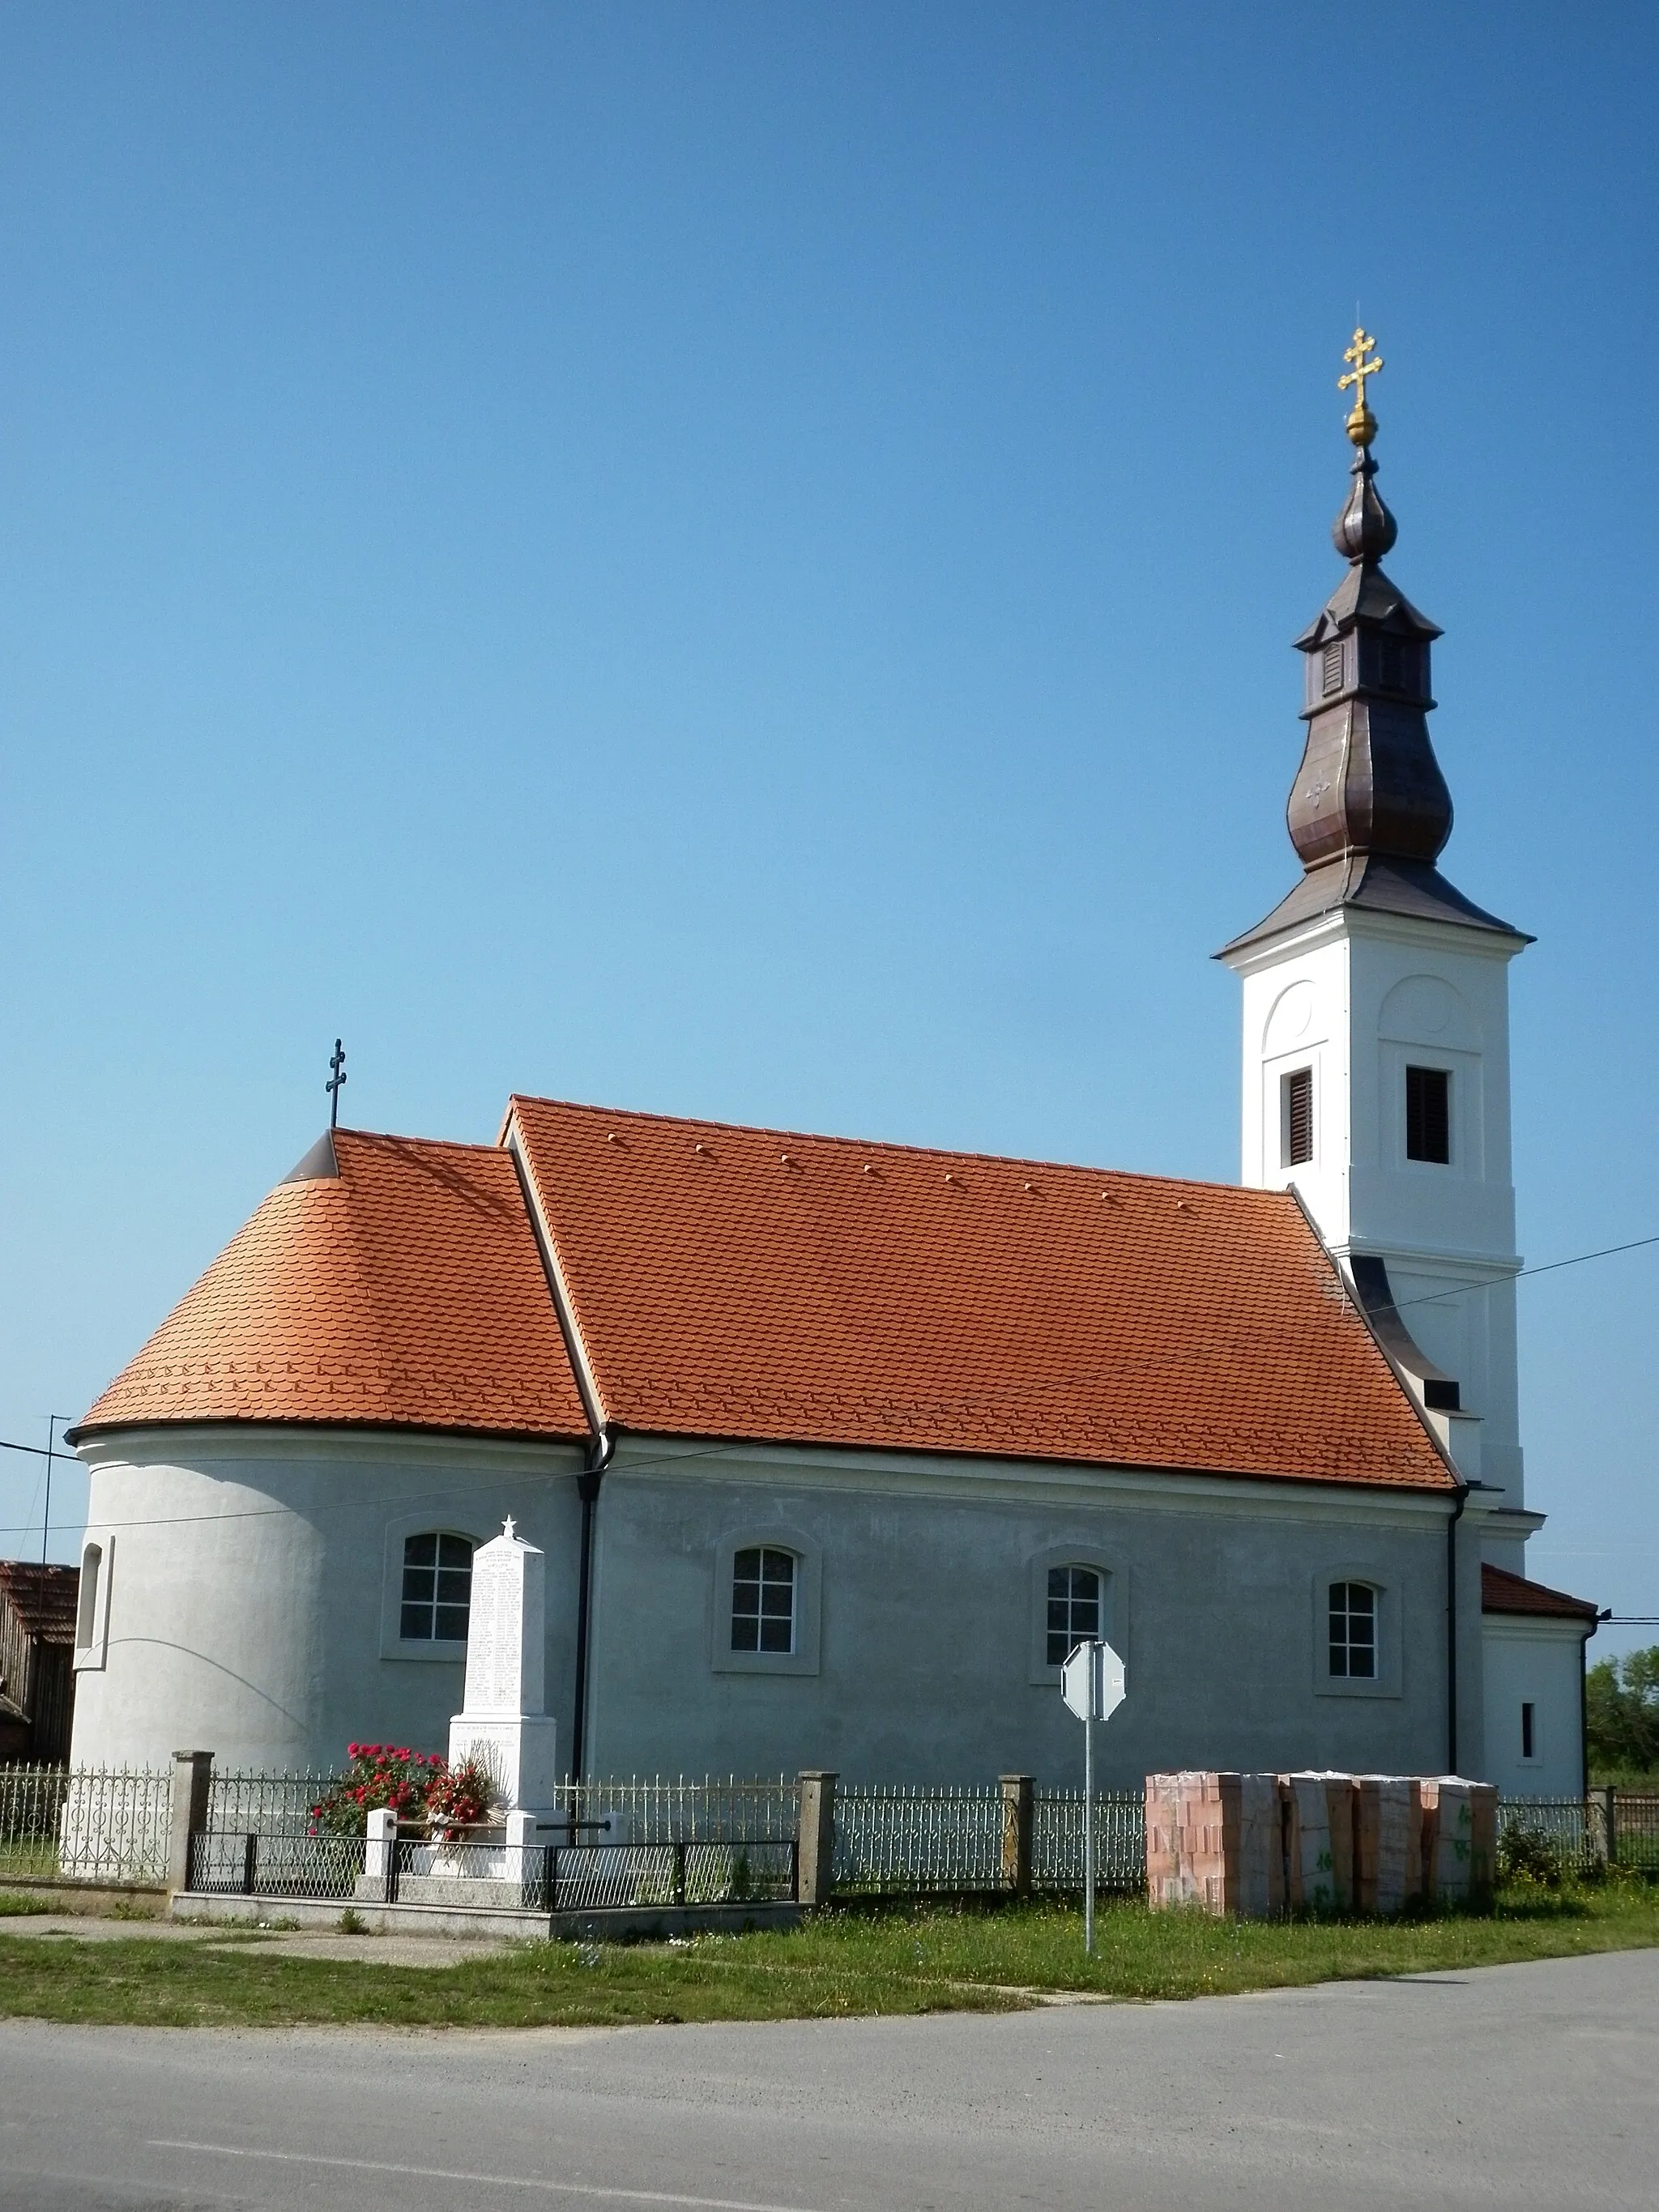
[463,1536,524,1715]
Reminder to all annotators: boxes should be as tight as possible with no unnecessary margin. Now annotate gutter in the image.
[570,1425,614,1780]
[1446,1479,1469,1772]
[502,1110,613,1783]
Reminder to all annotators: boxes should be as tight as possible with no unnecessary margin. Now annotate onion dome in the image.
[1219,334,1529,957]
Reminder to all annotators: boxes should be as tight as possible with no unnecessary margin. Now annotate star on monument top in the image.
[501,1515,517,1541]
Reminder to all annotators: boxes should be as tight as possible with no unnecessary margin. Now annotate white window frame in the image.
[1312,1566,1401,1698]
[72,1532,113,1672]
[1028,1545,1125,1685]
[710,1528,821,1676]
[379,1508,502,1662]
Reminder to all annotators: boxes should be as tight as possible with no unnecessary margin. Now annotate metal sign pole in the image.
[1060,1638,1121,1961]
[1084,1705,1095,1956]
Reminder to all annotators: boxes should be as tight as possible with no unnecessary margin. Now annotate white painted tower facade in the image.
[1219,343,1596,1792]
[1226,906,1529,1553]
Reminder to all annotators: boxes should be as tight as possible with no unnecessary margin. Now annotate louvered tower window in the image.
[1405,1066,1452,1163]
[1283,1068,1313,1166]
[1320,641,1343,697]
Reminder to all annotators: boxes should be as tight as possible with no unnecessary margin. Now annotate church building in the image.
[66,343,1597,1793]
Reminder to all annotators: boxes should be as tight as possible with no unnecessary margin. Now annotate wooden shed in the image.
[0,1561,79,1766]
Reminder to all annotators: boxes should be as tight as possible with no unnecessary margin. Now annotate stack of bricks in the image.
[1145,1772,1497,1918]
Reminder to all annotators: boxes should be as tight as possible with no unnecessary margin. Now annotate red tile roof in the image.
[75,1131,590,1444]
[1482,1562,1600,1622]
[507,1096,1455,1490]
[0,1561,79,1645]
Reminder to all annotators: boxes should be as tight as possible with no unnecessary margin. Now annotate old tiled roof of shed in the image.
[1482,1562,1600,1622]
[507,1096,1455,1490]
[0,1561,79,1645]
[74,1130,590,1444]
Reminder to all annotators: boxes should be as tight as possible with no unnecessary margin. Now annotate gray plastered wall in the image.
[582,1437,1469,1786]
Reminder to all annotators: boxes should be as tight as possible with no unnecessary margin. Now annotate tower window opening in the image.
[1521,1702,1536,1760]
[1405,1065,1452,1163]
[1283,1068,1314,1166]
[1321,641,1344,697]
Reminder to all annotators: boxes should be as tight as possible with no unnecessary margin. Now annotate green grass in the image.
[0,1892,52,1917]
[2,1886,1656,2030]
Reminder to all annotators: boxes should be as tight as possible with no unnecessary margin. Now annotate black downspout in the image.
[569,1428,612,1782]
[1447,1481,1469,1773]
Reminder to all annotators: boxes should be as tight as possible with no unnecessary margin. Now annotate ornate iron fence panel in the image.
[832,1784,1006,1893]
[207,1770,342,1838]
[1031,1788,1145,1894]
[0,1764,171,1884]
[1614,1792,1659,1871]
[548,1775,799,1847]
[1496,1796,1601,1877]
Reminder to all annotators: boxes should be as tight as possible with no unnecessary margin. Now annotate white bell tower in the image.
[1218,344,1535,1573]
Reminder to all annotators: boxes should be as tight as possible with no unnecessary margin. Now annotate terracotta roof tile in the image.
[1482,1562,1600,1621]
[0,1561,79,1644]
[75,1131,589,1444]
[508,1097,1455,1490]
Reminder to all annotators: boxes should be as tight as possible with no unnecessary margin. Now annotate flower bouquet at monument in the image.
[424,1754,498,1843]
[308,1743,444,1836]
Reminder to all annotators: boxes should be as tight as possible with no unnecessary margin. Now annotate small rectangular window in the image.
[1329,1581,1377,1679]
[1405,1065,1452,1163]
[1321,641,1343,697]
[731,1546,796,1654]
[1521,1702,1536,1760]
[1046,1565,1101,1668]
[1283,1068,1313,1166]
[400,1532,474,1643]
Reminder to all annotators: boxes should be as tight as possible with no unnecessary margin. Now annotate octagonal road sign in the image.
[1061,1638,1125,1724]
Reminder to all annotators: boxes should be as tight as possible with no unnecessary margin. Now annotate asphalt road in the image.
[1,1950,1654,2211]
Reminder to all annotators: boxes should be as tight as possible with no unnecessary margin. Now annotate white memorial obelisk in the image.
[448,1519,557,1814]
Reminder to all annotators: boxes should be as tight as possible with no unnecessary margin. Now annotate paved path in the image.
[1,1949,1654,2210]
[3,1914,514,1965]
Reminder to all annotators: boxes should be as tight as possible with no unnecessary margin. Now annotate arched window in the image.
[1328,1581,1377,1679]
[75,1544,102,1650]
[399,1532,475,1643]
[1047,1565,1102,1668]
[731,1546,796,1655]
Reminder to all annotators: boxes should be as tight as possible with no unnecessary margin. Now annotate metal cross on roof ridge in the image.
[326,1038,347,1128]
[1338,326,1384,437]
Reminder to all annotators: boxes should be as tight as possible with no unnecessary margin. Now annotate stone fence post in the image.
[1589,1784,1617,1867]
[796,1771,838,1907]
[1000,1774,1034,1896]
[168,1750,213,1894]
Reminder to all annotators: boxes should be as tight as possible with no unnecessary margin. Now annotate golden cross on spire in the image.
[1338,326,1384,445]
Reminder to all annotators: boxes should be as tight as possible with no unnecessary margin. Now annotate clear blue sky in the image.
[2,3,1654,1655]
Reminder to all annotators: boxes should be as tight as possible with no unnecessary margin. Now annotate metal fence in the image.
[1614,1792,1659,1872]
[0,1763,171,1885]
[208,1769,340,1837]
[190,1827,367,1901]
[544,1775,800,1847]
[834,1784,1005,1893]
[1031,1788,1148,1894]
[11,1767,1659,1907]
[830,1784,1145,1895]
